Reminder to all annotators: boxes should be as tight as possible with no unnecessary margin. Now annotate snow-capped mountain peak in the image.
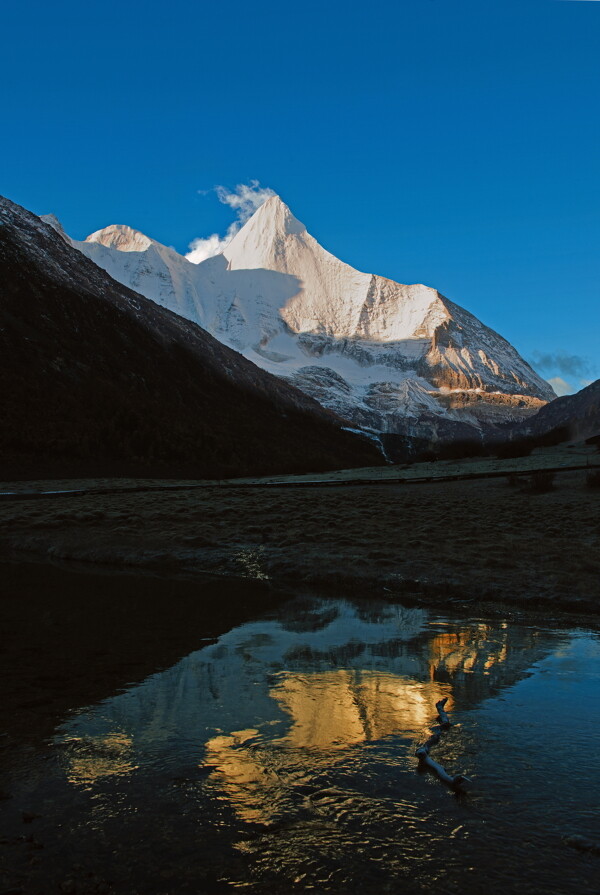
[55,197,555,441]
[224,196,453,345]
[227,194,306,252]
[85,223,153,253]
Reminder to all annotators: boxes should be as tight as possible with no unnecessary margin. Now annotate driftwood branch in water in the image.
[415,742,469,792]
[421,732,440,751]
[415,698,470,792]
[436,697,451,728]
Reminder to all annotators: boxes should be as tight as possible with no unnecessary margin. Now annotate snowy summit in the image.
[48,195,554,440]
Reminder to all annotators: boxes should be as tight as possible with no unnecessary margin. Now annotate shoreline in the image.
[1,546,598,627]
[0,547,598,752]
[0,450,598,621]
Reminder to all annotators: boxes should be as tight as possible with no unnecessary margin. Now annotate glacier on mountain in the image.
[43,196,554,439]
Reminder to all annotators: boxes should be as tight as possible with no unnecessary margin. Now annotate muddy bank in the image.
[0,464,598,616]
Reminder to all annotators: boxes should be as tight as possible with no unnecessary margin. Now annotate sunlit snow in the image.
[46,196,554,435]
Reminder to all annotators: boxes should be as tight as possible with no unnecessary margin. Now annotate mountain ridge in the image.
[50,195,554,441]
[1,194,383,478]
[516,377,600,442]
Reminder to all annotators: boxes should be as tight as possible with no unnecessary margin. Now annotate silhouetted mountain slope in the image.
[517,378,600,441]
[0,196,383,478]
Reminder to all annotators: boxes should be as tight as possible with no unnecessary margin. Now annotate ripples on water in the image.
[4,597,600,893]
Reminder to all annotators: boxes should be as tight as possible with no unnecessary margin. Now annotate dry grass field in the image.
[1,443,598,615]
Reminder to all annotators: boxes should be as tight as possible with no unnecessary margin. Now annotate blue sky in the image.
[2,0,598,395]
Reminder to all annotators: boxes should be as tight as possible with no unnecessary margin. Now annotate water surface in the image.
[2,595,599,894]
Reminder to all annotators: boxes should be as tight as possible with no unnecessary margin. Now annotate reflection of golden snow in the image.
[204,671,449,823]
[205,631,516,824]
[428,625,509,677]
[272,670,448,749]
[204,728,279,823]
[485,644,507,669]
[61,732,137,785]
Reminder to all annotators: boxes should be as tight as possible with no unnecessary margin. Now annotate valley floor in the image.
[0,444,598,617]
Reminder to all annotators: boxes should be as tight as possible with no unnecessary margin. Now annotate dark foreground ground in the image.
[0,447,598,615]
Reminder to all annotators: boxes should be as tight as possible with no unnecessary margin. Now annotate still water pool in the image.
[2,596,600,894]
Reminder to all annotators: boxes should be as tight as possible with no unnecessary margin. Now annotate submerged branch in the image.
[415,698,470,793]
[436,697,451,728]
[415,741,469,792]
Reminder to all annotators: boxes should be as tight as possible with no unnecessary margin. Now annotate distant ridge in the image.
[517,378,600,441]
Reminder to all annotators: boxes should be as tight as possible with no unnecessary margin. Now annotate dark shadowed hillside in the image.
[0,196,384,479]
[516,378,600,442]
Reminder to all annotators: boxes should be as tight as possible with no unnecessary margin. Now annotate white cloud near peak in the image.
[215,181,276,222]
[185,180,275,265]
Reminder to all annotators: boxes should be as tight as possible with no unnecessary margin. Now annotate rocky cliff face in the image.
[53,195,554,441]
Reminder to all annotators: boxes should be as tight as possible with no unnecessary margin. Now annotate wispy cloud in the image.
[530,350,590,378]
[186,180,275,264]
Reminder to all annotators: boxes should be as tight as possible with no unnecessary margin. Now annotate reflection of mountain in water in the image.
[55,598,564,823]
